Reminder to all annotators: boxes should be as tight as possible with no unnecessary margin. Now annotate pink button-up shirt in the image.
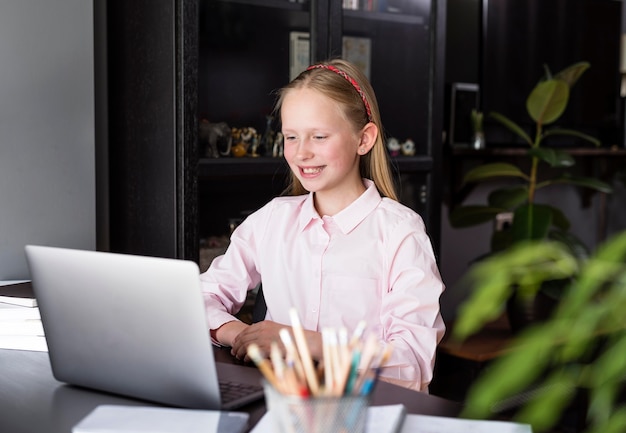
[201,179,445,391]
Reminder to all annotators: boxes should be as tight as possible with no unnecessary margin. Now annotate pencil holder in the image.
[263,382,370,433]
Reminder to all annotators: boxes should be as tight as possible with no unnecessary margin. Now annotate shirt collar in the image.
[298,179,382,234]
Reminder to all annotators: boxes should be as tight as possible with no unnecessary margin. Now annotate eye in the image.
[313,135,327,141]
[283,134,297,142]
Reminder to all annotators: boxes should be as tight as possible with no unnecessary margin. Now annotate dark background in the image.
[446,0,623,148]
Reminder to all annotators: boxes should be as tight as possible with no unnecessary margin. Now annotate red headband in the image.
[306,64,373,122]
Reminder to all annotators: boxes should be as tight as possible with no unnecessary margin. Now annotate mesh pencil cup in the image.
[263,382,370,433]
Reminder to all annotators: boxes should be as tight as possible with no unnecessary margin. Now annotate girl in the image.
[201,59,445,392]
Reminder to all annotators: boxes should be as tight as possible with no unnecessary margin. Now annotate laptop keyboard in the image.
[219,380,264,408]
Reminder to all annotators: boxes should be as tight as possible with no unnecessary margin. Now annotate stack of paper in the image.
[0,281,47,351]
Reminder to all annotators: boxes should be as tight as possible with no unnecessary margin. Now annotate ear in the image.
[357,122,378,155]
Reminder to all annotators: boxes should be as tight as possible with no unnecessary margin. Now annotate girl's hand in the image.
[230,320,288,362]
[231,320,324,363]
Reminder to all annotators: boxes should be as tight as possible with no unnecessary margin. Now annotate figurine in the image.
[401,139,416,156]
[387,137,400,157]
[199,118,232,158]
[231,127,258,157]
[272,132,284,158]
[260,115,276,156]
[249,134,261,157]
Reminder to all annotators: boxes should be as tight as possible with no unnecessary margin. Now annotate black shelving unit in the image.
[198,0,446,255]
[198,156,432,177]
[104,0,446,262]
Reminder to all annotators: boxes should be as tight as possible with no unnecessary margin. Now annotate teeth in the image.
[302,167,322,174]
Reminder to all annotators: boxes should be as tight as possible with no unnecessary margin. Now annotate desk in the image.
[0,348,461,433]
[438,315,512,363]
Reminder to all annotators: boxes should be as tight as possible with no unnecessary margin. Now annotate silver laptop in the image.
[25,245,264,410]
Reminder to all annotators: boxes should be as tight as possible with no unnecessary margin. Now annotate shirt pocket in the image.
[321,275,381,331]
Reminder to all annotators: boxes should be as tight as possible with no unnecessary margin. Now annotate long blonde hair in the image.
[274,58,398,201]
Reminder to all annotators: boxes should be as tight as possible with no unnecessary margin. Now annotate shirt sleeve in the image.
[377,214,446,392]
[199,207,267,345]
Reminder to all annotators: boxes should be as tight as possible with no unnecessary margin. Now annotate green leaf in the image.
[488,186,528,209]
[527,79,570,125]
[549,173,614,194]
[590,410,626,433]
[587,365,623,428]
[455,231,626,433]
[489,111,533,146]
[554,61,590,88]
[541,63,553,80]
[461,325,558,418]
[543,128,601,147]
[527,147,575,167]
[491,229,513,252]
[452,240,579,342]
[471,109,484,133]
[462,162,529,184]
[589,336,626,391]
[511,204,552,241]
[546,205,571,231]
[514,370,577,431]
[449,205,506,228]
[548,229,590,260]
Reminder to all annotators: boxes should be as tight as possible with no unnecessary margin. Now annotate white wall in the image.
[0,1,95,279]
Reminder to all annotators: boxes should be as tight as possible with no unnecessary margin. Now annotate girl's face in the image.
[282,87,368,208]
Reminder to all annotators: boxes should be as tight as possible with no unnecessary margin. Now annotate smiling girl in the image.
[201,59,445,392]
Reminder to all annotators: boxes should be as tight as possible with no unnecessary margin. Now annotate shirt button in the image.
[312,308,317,313]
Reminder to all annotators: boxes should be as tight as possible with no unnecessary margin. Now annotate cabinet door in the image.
[107,0,199,262]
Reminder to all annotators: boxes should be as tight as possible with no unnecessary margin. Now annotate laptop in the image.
[24,245,264,410]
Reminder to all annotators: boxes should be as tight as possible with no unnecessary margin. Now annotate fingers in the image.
[231,321,286,361]
[230,323,260,360]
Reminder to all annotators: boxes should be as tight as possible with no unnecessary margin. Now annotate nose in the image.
[294,138,314,160]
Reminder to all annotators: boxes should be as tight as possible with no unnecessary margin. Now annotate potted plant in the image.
[448,61,613,328]
[451,230,626,433]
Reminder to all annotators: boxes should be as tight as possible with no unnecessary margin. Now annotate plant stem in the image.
[527,125,542,204]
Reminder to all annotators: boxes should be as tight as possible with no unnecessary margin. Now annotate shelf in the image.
[343,9,427,25]
[450,146,626,157]
[445,146,625,209]
[218,0,306,11]
[199,155,433,178]
[216,0,426,24]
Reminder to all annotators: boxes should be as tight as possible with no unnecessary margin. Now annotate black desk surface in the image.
[0,347,461,433]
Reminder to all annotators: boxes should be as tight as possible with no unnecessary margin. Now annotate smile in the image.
[301,166,324,175]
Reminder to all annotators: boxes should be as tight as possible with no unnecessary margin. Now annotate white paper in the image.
[0,319,44,336]
[73,405,249,433]
[0,304,45,349]
[0,303,41,320]
[400,414,533,433]
[0,335,48,351]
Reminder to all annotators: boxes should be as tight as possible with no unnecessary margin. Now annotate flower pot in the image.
[506,290,558,334]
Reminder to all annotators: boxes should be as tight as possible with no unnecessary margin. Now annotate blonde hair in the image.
[274,59,398,201]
